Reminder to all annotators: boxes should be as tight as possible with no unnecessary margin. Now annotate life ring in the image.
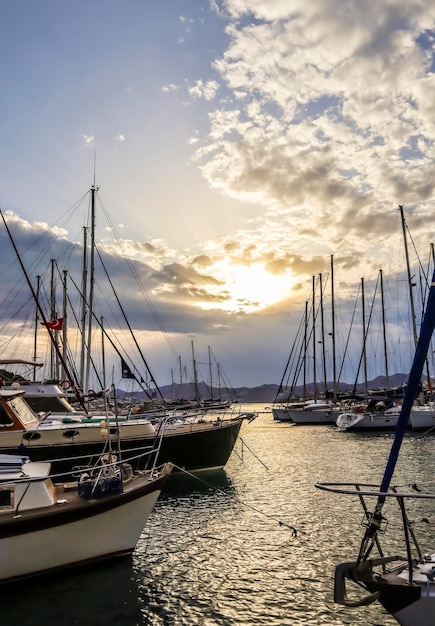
[59,380,71,390]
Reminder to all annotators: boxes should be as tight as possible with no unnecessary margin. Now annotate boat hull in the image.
[0,418,244,478]
[0,467,171,584]
[409,405,435,430]
[273,404,337,425]
[336,412,400,430]
[363,557,435,626]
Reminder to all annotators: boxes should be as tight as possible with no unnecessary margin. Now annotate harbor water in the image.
[2,404,434,625]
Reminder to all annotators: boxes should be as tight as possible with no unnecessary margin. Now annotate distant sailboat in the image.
[272,258,339,424]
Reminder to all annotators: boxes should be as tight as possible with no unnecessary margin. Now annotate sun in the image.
[201,262,291,313]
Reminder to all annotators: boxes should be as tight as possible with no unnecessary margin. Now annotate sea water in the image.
[2,404,434,626]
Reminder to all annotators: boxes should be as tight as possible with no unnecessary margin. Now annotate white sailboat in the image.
[272,262,340,425]
[316,266,435,625]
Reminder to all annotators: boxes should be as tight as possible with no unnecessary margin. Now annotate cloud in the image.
[192,1,435,284]
[189,80,220,100]
[162,83,179,93]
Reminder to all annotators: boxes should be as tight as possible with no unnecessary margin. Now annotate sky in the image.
[1,0,435,393]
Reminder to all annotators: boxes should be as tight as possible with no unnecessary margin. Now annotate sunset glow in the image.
[201,262,291,313]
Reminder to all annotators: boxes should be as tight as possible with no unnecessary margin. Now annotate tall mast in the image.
[61,269,68,384]
[84,184,97,394]
[32,275,41,382]
[191,340,200,402]
[303,300,308,400]
[361,277,368,396]
[217,363,222,401]
[330,255,337,401]
[399,205,418,346]
[50,258,58,380]
[319,272,327,395]
[208,345,213,401]
[312,275,317,400]
[379,269,390,390]
[80,226,88,390]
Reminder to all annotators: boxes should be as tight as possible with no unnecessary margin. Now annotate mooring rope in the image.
[171,464,304,537]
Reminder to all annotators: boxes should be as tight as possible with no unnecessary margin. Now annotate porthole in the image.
[22,431,42,441]
[109,427,119,436]
[62,429,80,440]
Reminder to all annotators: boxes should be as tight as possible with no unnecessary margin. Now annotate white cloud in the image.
[162,83,179,92]
[189,80,220,101]
[192,0,435,290]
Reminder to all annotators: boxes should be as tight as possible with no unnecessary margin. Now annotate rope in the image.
[171,464,304,537]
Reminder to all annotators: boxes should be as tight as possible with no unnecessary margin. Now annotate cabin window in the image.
[26,397,69,414]
[0,406,13,426]
[109,427,120,436]
[0,488,13,508]
[22,431,42,441]
[9,397,38,425]
[62,429,80,440]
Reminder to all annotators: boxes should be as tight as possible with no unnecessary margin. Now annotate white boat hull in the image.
[0,467,171,583]
[273,403,337,425]
[409,405,435,430]
[336,410,400,430]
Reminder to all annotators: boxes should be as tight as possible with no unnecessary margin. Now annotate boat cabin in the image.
[0,390,40,431]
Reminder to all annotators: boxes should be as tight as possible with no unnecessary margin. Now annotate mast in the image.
[50,258,59,381]
[217,363,222,401]
[330,255,337,401]
[361,277,368,396]
[303,300,308,400]
[32,275,41,382]
[178,355,183,399]
[191,341,200,402]
[399,205,418,346]
[208,345,213,401]
[312,275,317,400]
[80,225,88,390]
[379,269,390,390]
[84,184,97,394]
[61,269,68,384]
[352,278,368,397]
[319,272,327,395]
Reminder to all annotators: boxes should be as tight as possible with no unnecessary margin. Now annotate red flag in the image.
[41,317,64,331]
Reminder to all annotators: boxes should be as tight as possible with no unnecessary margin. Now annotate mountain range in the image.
[118,373,410,404]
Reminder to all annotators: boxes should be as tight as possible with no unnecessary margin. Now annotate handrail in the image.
[315,481,435,499]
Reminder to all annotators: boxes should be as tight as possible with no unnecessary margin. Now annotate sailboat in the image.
[0,197,250,477]
[315,266,435,625]
[272,260,341,425]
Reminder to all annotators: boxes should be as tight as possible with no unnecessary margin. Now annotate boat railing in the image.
[316,481,435,604]
[316,481,435,499]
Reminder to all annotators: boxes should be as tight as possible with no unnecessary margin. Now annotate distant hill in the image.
[116,374,410,403]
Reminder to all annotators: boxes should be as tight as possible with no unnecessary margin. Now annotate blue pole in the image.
[378,267,435,504]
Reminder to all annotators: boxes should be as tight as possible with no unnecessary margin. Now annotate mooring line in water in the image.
[172,464,304,537]
[235,436,269,469]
